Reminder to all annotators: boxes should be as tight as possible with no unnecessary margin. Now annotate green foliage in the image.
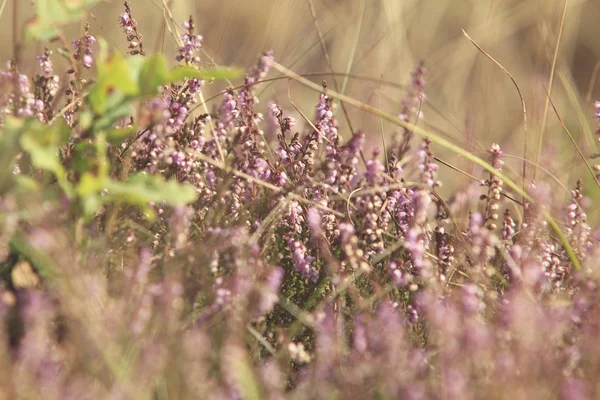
[0,45,214,221]
[105,126,137,144]
[72,133,198,219]
[2,117,73,196]
[88,43,140,114]
[90,43,243,116]
[26,0,101,41]
[104,174,198,215]
[230,353,263,400]
[75,171,198,219]
[0,117,23,193]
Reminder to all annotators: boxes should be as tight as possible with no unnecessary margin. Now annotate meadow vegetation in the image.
[1,0,600,398]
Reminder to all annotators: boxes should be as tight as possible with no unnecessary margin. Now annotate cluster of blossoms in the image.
[177,16,203,64]
[119,1,145,56]
[482,143,504,230]
[131,14,206,177]
[389,61,427,170]
[0,61,36,118]
[71,23,97,69]
[64,24,97,126]
[4,3,600,398]
[33,48,60,122]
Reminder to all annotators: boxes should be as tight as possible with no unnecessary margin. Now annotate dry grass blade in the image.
[584,60,600,123]
[49,91,90,125]
[434,156,523,206]
[462,29,528,206]
[250,196,289,243]
[338,0,365,119]
[0,0,7,21]
[377,77,390,172]
[542,86,600,190]
[558,72,596,151]
[247,324,276,356]
[502,154,572,196]
[307,0,355,136]
[534,0,569,180]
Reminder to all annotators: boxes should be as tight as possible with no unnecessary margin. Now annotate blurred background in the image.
[3,0,600,217]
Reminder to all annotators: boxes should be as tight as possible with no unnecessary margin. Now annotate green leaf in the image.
[71,141,96,174]
[75,172,102,196]
[20,134,70,194]
[26,0,100,41]
[15,176,41,191]
[0,117,23,193]
[169,66,204,81]
[105,126,137,144]
[17,118,72,197]
[170,66,243,82]
[139,55,170,95]
[75,173,103,216]
[229,350,262,400]
[103,174,198,207]
[75,172,197,219]
[89,49,139,114]
[93,102,133,133]
[26,22,62,42]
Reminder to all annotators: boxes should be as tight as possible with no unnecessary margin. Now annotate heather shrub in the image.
[1,1,600,399]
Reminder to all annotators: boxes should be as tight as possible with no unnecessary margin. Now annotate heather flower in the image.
[355,190,386,257]
[315,89,339,152]
[482,143,504,231]
[389,260,414,287]
[339,222,369,272]
[37,51,53,79]
[238,51,274,118]
[248,50,274,83]
[71,23,97,69]
[565,180,591,259]
[281,201,318,280]
[288,342,311,364]
[435,226,454,280]
[595,100,600,150]
[255,267,284,316]
[540,241,568,292]
[333,131,365,190]
[390,61,427,165]
[177,16,203,64]
[464,212,498,271]
[0,61,35,118]
[365,157,385,186]
[500,209,516,279]
[64,25,96,125]
[418,138,440,188]
[33,48,60,122]
[218,89,239,128]
[501,208,516,243]
[288,239,315,279]
[391,187,416,237]
[269,102,296,134]
[119,1,145,56]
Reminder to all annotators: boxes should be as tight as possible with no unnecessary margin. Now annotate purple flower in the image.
[418,138,440,188]
[177,17,202,64]
[72,23,97,69]
[0,61,35,117]
[119,2,145,55]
